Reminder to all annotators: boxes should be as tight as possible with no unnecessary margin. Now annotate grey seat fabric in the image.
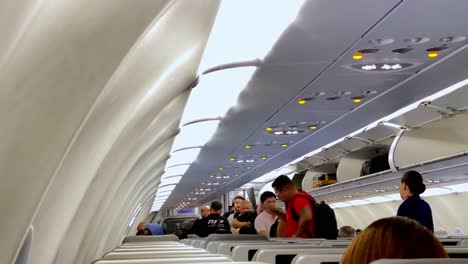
[121,234,179,244]
[92,256,233,264]
[253,248,346,264]
[102,250,211,260]
[292,254,343,264]
[200,234,268,248]
[371,259,468,264]
[232,243,323,261]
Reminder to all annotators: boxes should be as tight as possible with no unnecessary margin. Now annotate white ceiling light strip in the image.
[330,183,468,209]
[165,148,202,169]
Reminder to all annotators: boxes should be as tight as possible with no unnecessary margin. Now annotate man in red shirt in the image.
[271,175,316,238]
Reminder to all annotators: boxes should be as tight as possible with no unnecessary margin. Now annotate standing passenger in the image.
[254,191,278,237]
[271,175,316,238]
[224,196,245,234]
[232,200,257,234]
[193,201,230,237]
[200,205,211,218]
[397,170,434,232]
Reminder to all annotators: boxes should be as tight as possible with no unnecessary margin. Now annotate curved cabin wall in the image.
[392,113,468,169]
[0,1,220,264]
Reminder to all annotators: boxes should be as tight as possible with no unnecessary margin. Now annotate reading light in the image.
[298,99,307,105]
[428,51,439,58]
[261,156,267,160]
[353,97,362,103]
[245,145,252,149]
[230,157,236,161]
[281,144,288,148]
[266,127,273,131]
[353,52,363,60]
[309,125,317,130]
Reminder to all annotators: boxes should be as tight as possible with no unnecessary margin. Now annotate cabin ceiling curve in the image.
[162,0,468,210]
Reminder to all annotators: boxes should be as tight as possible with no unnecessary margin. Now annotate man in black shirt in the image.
[232,200,257,234]
[194,201,231,237]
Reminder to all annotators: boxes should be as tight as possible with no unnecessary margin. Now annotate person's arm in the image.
[293,206,313,237]
[270,207,286,221]
[276,219,286,237]
[231,218,250,228]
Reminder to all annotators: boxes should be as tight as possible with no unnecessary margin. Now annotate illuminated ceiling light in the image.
[281,144,288,148]
[331,202,352,208]
[171,120,220,152]
[261,156,267,160]
[297,99,307,105]
[347,200,371,206]
[309,125,317,130]
[165,148,201,169]
[160,176,182,185]
[427,51,439,58]
[162,165,191,179]
[362,64,376,71]
[157,184,176,193]
[235,174,239,177]
[420,188,454,197]
[210,175,215,178]
[353,63,413,72]
[218,167,224,171]
[447,183,468,192]
[229,157,236,161]
[352,52,363,60]
[266,127,273,131]
[384,193,401,201]
[353,97,362,103]
[246,166,251,170]
[365,196,393,203]
[245,145,252,149]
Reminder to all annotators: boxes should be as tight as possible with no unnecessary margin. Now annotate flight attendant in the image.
[397,170,434,232]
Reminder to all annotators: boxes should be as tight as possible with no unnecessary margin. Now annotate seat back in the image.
[319,240,352,248]
[122,234,179,244]
[200,234,268,248]
[292,254,343,264]
[232,243,321,261]
[216,241,280,255]
[102,249,211,260]
[92,256,232,264]
[371,259,468,264]
[253,247,345,264]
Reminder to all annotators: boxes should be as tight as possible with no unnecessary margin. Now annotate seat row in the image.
[92,234,468,264]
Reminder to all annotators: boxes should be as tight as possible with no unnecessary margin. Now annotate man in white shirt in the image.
[254,191,278,236]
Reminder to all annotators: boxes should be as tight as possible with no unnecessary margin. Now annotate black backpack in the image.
[290,193,338,239]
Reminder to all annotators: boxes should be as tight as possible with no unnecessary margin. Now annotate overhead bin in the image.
[391,112,468,170]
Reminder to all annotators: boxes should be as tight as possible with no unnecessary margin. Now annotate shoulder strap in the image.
[290,192,315,221]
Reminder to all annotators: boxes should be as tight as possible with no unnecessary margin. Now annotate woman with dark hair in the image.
[341,217,447,264]
[397,170,434,232]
